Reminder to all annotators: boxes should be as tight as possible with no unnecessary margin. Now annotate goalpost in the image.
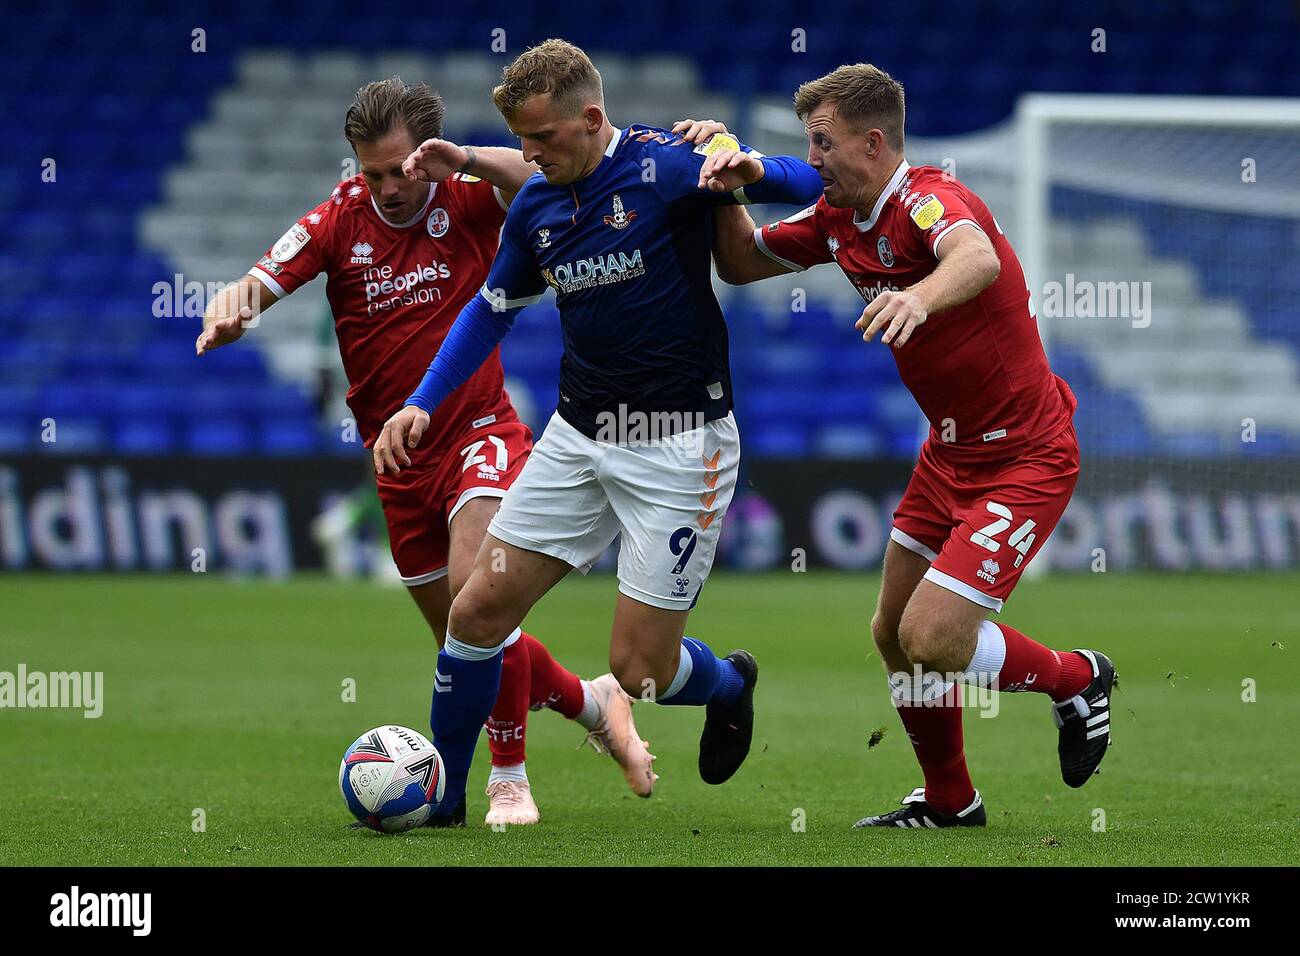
[1015,94,1300,573]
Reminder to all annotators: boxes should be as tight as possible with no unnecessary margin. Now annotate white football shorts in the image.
[487,410,740,610]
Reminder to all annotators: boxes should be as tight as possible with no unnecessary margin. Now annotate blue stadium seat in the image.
[185,420,253,455]
[259,419,321,455]
[114,418,177,454]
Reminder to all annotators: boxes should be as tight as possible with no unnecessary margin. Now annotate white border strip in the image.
[924,567,1004,612]
[400,566,449,586]
[447,486,508,527]
[930,218,984,256]
[753,227,805,272]
[247,266,287,299]
[890,527,939,562]
[479,284,545,311]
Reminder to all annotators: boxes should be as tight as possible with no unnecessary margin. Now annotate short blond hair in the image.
[492,38,603,120]
[794,64,905,150]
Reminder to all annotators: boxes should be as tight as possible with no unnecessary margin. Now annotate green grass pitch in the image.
[1,571,1296,866]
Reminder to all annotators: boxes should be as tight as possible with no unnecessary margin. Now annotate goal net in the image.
[1016,94,1300,572]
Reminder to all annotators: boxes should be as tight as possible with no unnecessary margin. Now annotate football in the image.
[339,725,446,832]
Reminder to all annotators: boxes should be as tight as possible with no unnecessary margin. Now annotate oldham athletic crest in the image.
[603,194,637,230]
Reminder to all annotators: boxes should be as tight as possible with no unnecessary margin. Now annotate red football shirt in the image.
[249,172,517,463]
[755,161,1076,463]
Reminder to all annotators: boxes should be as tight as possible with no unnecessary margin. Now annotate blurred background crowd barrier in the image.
[3,0,1298,576]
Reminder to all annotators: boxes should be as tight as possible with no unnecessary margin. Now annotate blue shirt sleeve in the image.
[404,291,521,415]
[644,130,822,208]
[480,199,550,311]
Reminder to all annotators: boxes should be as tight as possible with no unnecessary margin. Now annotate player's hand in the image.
[671,117,729,145]
[856,290,928,348]
[403,139,470,183]
[195,306,252,355]
[697,147,764,194]
[373,405,431,476]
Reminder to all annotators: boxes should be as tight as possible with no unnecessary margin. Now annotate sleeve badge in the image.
[270,224,311,263]
[909,194,944,231]
[694,133,741,156]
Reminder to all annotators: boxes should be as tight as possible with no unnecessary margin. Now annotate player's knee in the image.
[896,613,946,669]
[870,610,901,655]
[447,586,510,648]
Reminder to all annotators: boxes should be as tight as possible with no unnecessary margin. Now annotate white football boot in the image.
[582,673,658,797]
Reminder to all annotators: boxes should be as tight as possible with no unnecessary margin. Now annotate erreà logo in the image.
[351,242,374,264]
[602,194,637,230]
[977,558,1000,584]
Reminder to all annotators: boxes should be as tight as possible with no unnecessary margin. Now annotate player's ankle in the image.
[488,762,528,786]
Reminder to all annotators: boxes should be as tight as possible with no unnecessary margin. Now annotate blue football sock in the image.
[656,637,745,707]
[429,632,506,815]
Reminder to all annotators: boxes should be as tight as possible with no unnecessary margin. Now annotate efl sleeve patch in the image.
[694,133,741,157]
[270,223,311,262]
[909,194,945,231]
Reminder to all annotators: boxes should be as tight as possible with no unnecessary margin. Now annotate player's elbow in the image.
[712,254,746,286]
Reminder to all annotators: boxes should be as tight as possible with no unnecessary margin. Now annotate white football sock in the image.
[488,762,527,785]
[575,680,601,730]
[959,620,1007,688]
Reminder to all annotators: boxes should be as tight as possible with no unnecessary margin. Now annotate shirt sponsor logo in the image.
[350,242,374,265]
[427,207,450,238]
[877,235,895,268]
[542,249,645,294]
[602,193,638,230]
[271,224,310,263]
[852,277,901,304]
[362,259,453,314]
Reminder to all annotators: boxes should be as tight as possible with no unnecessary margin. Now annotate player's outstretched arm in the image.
[196,274,279,355]
[403,139,536,205]
[857,225,1001,348]
[711,205,795,285]
[666,119,804,285]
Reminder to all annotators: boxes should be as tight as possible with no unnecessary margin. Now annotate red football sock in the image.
[485,634,530,768]
[893,679,975,816]
[522,632,584,719]
[993,623,1092,701]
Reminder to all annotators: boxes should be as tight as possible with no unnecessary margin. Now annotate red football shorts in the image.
[375,419,533,585]
[890,422,1080,611]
